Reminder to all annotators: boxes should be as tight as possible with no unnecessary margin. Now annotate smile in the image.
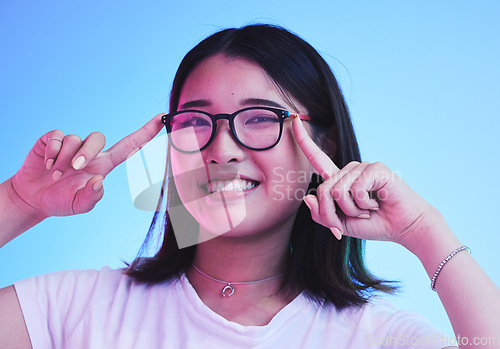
[207,179,259,193]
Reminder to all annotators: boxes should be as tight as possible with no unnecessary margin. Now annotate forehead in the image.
[178,54,278,105]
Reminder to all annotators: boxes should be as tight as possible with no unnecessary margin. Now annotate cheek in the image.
[170,149,206,177]
[281,127,314,175]
[270,165,312,195]
[170,150,206,202]
[265,137,314,202]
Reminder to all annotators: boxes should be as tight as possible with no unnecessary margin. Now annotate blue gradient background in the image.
[1,0,499,338]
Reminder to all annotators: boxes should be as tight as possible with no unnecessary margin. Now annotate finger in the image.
[351,187,379,210]
[314,161,360,222]
[351,162,391,209]
[71,132,106,170]
[303,194,343,240]
[316,181,341,229]
[314,160,363,217]
[292,117,339,179]
[51,135,83,180]
[43,130,65,170]
[331,162,372,218]
[72,175,105,214]
[106,113,165,168]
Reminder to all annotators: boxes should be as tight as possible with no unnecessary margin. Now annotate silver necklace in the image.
[191,264,285,297]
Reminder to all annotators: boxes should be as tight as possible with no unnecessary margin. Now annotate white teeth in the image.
[233,181,241,190]
[209,179,257,193]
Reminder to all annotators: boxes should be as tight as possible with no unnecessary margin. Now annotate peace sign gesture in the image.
[9,113,165,219]
[292,117,433,245]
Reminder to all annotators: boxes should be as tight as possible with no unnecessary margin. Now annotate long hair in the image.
[125,24,396,309]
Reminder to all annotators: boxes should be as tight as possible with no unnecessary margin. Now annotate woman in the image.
[0,24,498,348]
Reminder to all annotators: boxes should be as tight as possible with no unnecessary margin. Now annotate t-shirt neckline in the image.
[178,272,310,337]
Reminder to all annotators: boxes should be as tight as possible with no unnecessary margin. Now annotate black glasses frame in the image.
[161,106,311,153]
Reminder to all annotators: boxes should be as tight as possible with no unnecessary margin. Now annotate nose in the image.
[203,120,245,164]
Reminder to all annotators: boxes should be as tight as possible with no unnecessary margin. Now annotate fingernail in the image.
[72,156,85,170]
[93,179,103,191]
[370,206,379,211]
[330,227,342,240]
[357,214,371,219]
[46,159,54,170]
[303,196,312,210]
[52,170,62,181]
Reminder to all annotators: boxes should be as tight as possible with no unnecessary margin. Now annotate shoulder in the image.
[15,265,180,292]
[271,296,445,348]
[13,268,186,348]
[325,298,444,347]
[14,266,181,314]
[15,266,125,295]
[306,297,441,337]
[333,297,438,330]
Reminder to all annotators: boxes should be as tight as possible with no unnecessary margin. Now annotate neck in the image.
[185,215,302,326]
[187,218,296,301]
[192,231,290,283]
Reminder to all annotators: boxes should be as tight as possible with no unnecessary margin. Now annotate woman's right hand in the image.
[9,113,165,219]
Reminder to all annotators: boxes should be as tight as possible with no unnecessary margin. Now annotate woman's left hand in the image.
[293,118,435,245]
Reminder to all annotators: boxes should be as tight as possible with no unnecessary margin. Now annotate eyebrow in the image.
[179,98,286,111]
[179,99,211,110]
[240,98,286,109]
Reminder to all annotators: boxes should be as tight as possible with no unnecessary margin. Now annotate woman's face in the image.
[170,54,314,242]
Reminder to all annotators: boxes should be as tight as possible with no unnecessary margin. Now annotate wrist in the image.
[397,206,462,279]
[0,178,45,247]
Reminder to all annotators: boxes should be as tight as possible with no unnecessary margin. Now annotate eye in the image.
[244,114,279,125]
[171,114,211,130]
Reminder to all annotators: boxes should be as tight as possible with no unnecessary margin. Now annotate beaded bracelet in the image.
[431,246,471,291]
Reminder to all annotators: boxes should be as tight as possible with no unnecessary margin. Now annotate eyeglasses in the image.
[162,107,311,153]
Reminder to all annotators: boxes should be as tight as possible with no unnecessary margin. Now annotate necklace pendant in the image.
[221,283,235,297]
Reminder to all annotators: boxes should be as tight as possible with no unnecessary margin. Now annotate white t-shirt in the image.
[14,267,446,349]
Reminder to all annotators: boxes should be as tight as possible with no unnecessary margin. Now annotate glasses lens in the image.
[234,109,281,149]
[169,112,213,152]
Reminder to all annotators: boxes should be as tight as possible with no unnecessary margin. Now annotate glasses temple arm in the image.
[290,113,312,121]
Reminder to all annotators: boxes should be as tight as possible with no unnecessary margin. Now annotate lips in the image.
[207,178,259,193]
